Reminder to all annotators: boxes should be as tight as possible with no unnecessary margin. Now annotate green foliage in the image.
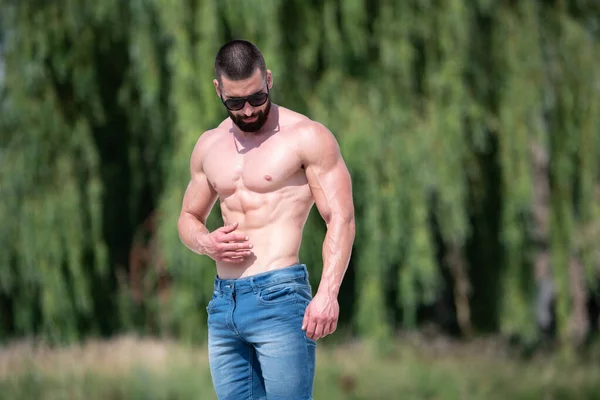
[2,338,600,400]
[0,0,599,350]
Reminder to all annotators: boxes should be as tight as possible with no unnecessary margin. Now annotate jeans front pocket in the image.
[258,282,297,305]
[206,291,219,314]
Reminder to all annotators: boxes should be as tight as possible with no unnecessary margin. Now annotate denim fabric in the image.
[206,263,316,400]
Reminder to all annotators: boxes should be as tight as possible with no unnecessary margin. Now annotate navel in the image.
[264,175,272,181]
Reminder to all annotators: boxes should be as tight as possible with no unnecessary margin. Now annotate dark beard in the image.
[229,100,271,133]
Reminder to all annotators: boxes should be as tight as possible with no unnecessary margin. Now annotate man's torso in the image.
[201,106,315,278]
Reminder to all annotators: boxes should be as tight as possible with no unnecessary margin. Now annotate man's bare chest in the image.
[203,136,306,194]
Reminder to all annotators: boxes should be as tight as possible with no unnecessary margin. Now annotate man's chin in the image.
[232,115,266,133]
[236,121,263,133]
[230,102,271,133]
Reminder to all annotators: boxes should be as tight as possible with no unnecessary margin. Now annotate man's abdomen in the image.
[216,220,306,279]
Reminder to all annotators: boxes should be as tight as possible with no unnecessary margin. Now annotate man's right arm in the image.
[177,134,218,254]
[177,134,253,262]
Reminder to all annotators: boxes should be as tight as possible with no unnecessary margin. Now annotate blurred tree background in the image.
[1,0,599,355]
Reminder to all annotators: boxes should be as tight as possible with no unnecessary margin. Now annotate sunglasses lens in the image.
[224,99,245,111]
[248,93,268,107]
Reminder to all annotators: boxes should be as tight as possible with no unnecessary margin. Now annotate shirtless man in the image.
[177,39,355,400]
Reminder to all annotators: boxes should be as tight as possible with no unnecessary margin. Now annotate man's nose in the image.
[242,102,253,116]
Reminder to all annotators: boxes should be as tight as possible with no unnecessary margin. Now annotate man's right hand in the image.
[197,222,253,263]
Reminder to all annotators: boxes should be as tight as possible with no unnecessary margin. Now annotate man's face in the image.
[216,68,272,133]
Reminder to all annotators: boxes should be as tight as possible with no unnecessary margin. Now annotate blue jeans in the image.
[206,263,316,400]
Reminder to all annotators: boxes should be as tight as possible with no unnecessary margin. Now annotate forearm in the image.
[317,214,356,298]
[177,212,210,255]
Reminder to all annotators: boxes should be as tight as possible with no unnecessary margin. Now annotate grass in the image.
[1,333,599,399]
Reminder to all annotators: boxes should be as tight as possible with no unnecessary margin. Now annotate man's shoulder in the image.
[293,118,336,147]
[197,126,220,142]
[278,106,310,125]
[278,107,332,140]
[189,125,227,169]
[279,111,340,164]
[195,122,229,150]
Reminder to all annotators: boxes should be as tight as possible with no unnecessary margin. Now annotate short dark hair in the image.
[214,40,266,82]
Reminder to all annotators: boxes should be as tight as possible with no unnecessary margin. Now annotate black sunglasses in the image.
[220,87,270,111]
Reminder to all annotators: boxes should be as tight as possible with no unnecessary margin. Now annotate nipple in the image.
[264,175,272,181]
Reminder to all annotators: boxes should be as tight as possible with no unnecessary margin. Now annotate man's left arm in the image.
[299,122,356,341]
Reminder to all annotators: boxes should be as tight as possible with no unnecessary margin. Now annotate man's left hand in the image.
[302,292,339,341]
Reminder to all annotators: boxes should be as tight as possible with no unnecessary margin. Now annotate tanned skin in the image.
[177,67,355,341]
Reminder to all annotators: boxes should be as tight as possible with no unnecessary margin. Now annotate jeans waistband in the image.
[213,263,309,295]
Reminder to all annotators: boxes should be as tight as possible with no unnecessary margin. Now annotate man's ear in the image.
[213,79,221,97]
[266,70,273,90]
